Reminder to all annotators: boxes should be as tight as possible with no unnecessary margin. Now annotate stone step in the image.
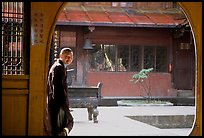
[177,90,194,97]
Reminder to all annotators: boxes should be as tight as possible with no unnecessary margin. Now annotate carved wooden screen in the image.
[2,2,29,75]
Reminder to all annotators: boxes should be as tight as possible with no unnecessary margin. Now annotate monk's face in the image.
[60,52,73,65]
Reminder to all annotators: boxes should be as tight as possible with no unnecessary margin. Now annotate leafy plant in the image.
[130,68,154,102]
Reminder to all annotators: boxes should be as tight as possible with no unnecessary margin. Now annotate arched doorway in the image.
[1,2,201,136]
[43,3,201,136]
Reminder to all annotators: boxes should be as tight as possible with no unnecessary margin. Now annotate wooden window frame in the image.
[2,2,30,75]
[90,44,168,72]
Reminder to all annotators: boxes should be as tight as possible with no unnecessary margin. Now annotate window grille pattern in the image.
[90,44,116,71]
[103,44,116,71]
[2,2,24,75]
[130,47,140,71]
[90,44,168,72]
[156,47,168,72]
[117,46,129,71]
[144,46,154,69]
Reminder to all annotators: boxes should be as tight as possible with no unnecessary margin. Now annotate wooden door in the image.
[173,40,195,90]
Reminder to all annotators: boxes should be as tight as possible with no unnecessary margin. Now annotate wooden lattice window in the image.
[90,44,168,72]
[117,46,129,71]
[156,46,168,72]
[2,2,30,75]
[144,46,154,69]
[130,47,141,71]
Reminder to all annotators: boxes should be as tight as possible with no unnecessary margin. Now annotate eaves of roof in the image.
[56,6,187,28]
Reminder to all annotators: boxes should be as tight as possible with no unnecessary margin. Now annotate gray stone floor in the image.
[68,106,195,136]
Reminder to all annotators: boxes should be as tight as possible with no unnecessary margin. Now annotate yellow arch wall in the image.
[29,2,64,135]
[29,2,202,136]
[177,2,202,136]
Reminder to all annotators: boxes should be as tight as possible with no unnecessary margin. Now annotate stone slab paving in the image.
[68,106,195,136]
